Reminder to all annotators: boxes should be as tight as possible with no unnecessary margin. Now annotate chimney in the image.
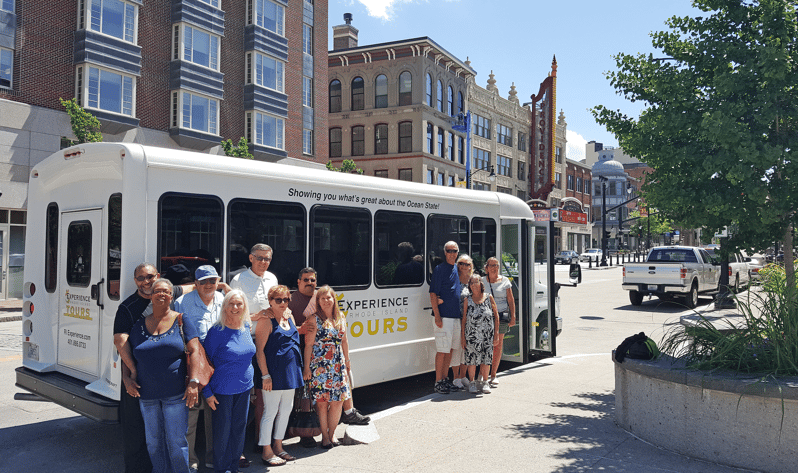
[332,13,358,50]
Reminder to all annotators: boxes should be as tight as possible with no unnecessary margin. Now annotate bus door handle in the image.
[91,278,105,310]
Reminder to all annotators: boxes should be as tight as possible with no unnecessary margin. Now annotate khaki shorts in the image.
[433,317,464,366]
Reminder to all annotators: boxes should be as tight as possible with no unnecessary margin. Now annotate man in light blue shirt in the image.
[175,265,224,473]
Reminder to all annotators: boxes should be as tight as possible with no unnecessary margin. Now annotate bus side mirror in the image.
[569,263,582,285]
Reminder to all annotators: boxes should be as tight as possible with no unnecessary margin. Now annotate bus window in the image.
[228,199,306,288]
[426,214,469,283]
[158,193,223,278]
[66,221,92,287]
[45,203,58,292]
[107,194,121,300]
[310,206,371,289]
[471,217,497,272]
[374,210,424,287]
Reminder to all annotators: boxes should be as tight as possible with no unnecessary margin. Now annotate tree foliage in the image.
[60,98,102,145]
[592,0,798,283]
[628,210,673,239]
[220,137,254,159]
[326,159,364,174]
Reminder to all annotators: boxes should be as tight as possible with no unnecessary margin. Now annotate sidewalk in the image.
[0,299,21,323]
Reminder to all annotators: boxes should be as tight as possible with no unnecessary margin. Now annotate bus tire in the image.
[629,290,644,306]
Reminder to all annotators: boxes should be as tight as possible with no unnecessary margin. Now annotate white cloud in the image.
[566,129,588,162]
[355,0,415,20]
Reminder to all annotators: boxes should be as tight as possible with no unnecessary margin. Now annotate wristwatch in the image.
[189,378,200,384]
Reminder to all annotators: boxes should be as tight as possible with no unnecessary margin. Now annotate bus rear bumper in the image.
[15,366,119,424]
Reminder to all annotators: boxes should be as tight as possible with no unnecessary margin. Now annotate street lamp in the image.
[451,112,472,189]
[598,176,608,266]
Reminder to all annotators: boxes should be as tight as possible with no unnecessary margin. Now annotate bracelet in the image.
[188,378,200,384]
[262,374,271,380]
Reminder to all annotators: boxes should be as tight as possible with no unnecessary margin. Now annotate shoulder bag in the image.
[177,313,215,388]
[488,277,511,324]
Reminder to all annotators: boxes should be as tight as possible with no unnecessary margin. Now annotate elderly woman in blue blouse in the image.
[128,278,202,473]
[203,289,256,473]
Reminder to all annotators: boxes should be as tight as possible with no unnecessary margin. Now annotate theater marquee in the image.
[529,56,557,201]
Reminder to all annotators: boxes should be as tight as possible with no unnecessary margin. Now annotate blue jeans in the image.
[139,393,190,473]
[212,391,250,473]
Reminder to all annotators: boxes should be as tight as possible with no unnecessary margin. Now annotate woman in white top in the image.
[482,257,516,387]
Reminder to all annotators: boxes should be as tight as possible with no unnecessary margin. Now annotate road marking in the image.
[0,354,22,362]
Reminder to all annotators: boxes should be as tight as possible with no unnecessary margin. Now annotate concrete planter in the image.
[615,356,798,473]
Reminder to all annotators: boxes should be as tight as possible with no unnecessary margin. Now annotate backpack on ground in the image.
[614,332,660,362]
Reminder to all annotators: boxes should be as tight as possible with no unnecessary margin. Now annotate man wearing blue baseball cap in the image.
[175,265,225,473]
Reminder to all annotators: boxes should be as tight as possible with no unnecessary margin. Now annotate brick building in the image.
[562,156,592,252]
[0,0,326,299]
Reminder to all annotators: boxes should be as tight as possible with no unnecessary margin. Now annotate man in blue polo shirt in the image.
[429,241,462,394]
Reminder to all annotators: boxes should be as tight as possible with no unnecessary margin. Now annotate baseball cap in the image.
[195,265,220,281]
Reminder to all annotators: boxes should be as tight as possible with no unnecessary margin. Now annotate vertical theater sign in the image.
[529,56,557,202]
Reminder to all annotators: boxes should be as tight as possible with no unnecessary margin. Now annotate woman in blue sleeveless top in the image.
[255,285,304,466]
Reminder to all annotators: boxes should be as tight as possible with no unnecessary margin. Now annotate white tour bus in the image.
[16,143,569,423]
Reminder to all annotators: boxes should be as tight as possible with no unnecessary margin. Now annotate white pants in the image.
[259,389,294,445]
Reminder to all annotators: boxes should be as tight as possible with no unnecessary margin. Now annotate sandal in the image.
[261,456,286,466]
[276,451,296,461]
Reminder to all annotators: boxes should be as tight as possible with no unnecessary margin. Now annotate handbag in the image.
[285,384,322,439]
[487,277,512,324]
[177,313,215,388]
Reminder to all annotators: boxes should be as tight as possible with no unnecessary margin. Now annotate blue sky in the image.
[327,0,702,161]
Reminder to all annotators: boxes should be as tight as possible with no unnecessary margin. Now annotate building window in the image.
[329,127,342,158]
[399,168,412,181]
[473,114,491,139]
[375,170,388,178]
[437,80,444,112]
[576,177,583,193]
[302,76,313,107]
[555,146,562,163]
[447,132,454,161]
[518,132,527,151]
[458,91,464,115]
[497,124,512,147]
[200,0,219,8]
[329,79,341,113]
[447,86,454,116]
[398,71,412,106]
[586,180,592,195]
[351,125,365,156]
[303,129,313,155]
[497,155,511,177]
[1,0,14,12]
[182,25,219,70]
[437,173,444,186]
[566,174,574,191]
[516,189,526,200]
[351,77,364,111]
[518,162,525,181]
[399,121,412,153]
[594,182,601,196]
[249,0,284,36]
[375,74,388,108]
[458,136,464,164]
[448,175,455,187]
[427,169,434,184]
[303,23,313,55]
[0,48,12,89]
[427,123,433,154]
[87,0,138,44]
[375,123,388,155]
[555,172,562,189]
[474,148,490,171]
[497,186,512,195]
[425,73,432,106]
[81,65,135,116]
[249,111,283,149]
[473,182,487,191]
[248,52,284,92]
[609,181,617,195]
[437,128,444,158]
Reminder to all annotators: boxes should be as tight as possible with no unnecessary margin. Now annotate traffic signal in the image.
[603,230,612,240]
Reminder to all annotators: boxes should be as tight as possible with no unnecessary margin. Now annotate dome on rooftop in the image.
[592,157,624,177]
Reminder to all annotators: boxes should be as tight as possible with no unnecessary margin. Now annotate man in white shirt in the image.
[229,243,279,323]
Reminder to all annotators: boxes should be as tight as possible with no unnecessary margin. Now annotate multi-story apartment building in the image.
[0,0,327,299]
[562,156,592,252]
[326,16,475,185]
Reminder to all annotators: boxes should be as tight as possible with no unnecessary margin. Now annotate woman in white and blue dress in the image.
[460,274,499,394]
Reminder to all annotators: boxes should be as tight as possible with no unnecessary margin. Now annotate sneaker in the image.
[434,379,451,394]
[341,408,371,425]
[489,377,498,388]
[468,380,478,393]
[452,378,464,390]
[482,382,491,394]
[448,378,463,392]
[461,377,470,388]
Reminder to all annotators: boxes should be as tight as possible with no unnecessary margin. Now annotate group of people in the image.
[113,244,369,473]
[430,241,516,395]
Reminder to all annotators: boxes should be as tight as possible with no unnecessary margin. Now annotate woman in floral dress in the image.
[461,275,499,394]
[303,285,351,448]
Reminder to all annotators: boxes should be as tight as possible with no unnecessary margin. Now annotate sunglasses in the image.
[197,278,219,285]
[302,278,317,283]
[445,249,458,254]
[135,274,157,282]
[252,255,272,262]
[153,289,171,295]
[458,262,472,266]
[271,297,290,304]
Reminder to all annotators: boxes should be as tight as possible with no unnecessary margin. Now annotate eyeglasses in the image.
[486,264,499,268]
[302,278,316,283]
[445,249,458,254]
[252,255,272,263]
[135,274,157,282]
[271,297,290,304]
[197,278,219,285]
[153,289,171,295]
[458,262,472,266]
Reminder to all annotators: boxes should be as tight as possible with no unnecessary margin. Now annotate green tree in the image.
[629,210,673,246]
[592,0,798,286]
[326,159,363,174]
[220,137,254,159]
[60,98,102,145]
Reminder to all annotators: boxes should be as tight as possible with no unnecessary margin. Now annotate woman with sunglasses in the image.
[482,257,515,387]
[449,254,475,391]
[254,285,304,465]
[202,290,256,473]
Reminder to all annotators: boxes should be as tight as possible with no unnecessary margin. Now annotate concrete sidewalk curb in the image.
[0,315,21,323]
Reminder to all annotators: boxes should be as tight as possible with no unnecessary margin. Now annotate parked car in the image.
[744,254,767,281]
[705,249,751,293]
[554,250,579,265]
[580,248,602,262]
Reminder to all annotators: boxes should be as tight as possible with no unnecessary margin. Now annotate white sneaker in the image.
[452,378,464,390]
[482,382,491,394]
[460,377,470,388]
[489,377,498,387]
[468,380,478,393]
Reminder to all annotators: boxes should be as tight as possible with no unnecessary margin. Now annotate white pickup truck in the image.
[622,246,720,308]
